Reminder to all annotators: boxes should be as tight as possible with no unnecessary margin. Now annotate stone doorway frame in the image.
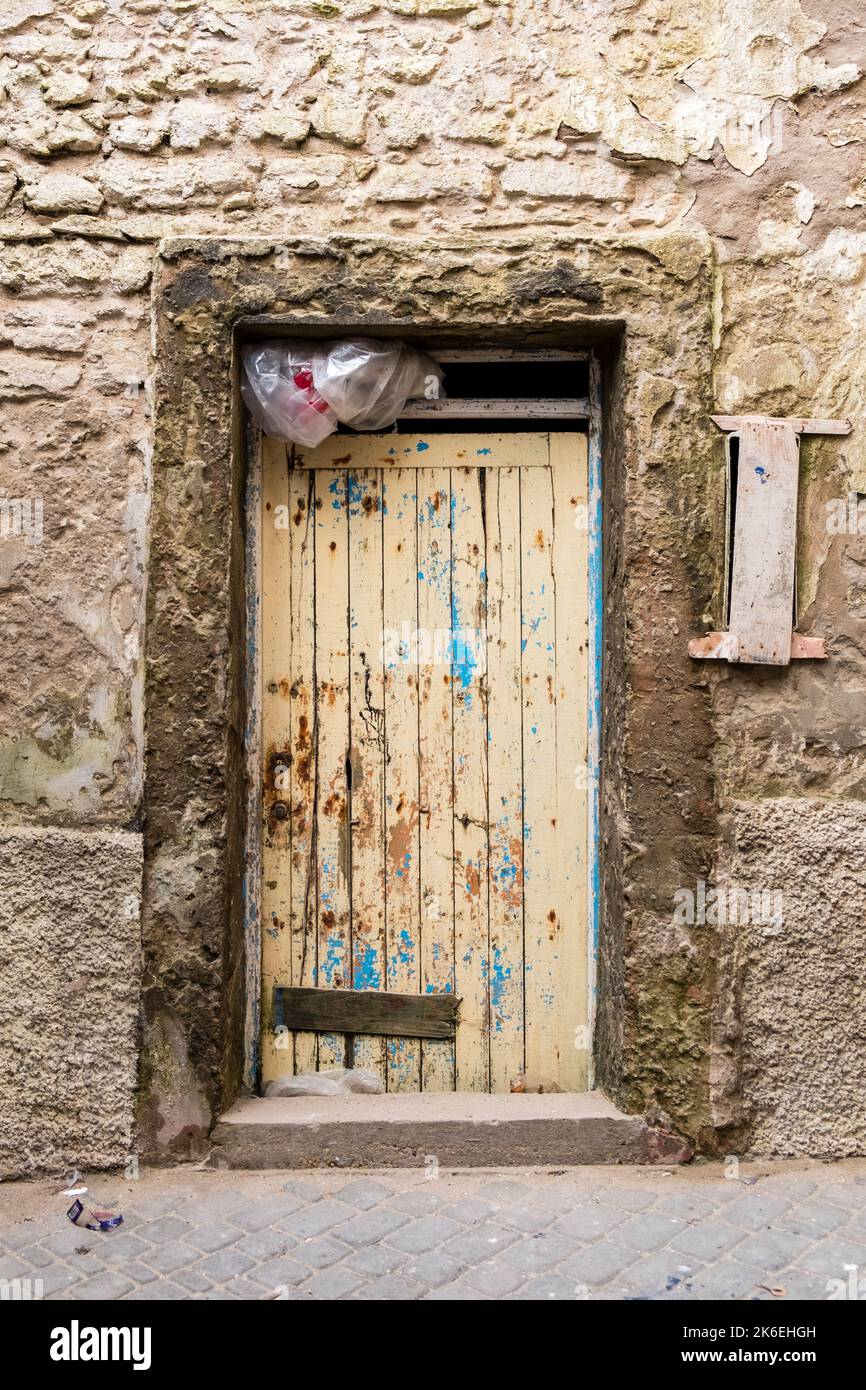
[145,233,718,1158]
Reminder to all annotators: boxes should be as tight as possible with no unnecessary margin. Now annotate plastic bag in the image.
[313,338,443,431]
[241,340,337,449]
[264,1068,385,1098]
[241,336,443,445]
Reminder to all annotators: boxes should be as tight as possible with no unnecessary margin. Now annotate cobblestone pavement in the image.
[2,1159,866,1301]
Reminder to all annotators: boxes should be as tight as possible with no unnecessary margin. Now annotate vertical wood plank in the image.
[550,433,590,1089]
[728,419,799,664]
[383,468,423,1092]
[486,466,526,1092]
[520,460,559,1088]
[417,469,456,1092]
[347,469,387,1084]
[260,437,291,1086]
[451,465,490,1092]
[314,469,352,1069]
[288,466,318,1076]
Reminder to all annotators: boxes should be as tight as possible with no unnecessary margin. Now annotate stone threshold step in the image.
[210,1091,691,1169]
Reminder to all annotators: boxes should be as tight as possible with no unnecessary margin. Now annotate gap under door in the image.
[260,430,592,1093]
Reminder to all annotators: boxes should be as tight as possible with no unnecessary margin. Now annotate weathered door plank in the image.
[383,469,423,1092]
[273,985,459,1040]
[288,467,319,1076]
[451,466,491,1092]
[314,469,352,1068]
[348,469,387,1084]
[417,468,457,1091]
[486,466,526,1092]
[261,437,292,1084]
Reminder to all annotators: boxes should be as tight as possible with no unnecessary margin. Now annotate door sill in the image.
[210,1091,691,1169]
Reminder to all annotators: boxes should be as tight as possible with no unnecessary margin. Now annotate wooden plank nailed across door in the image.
[261,432,591,1093]
[273,985,459,1040]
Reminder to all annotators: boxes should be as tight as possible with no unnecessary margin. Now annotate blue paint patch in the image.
[476,447,491,455]
[416,440,430,452]
[755,466,768,484]
[354,942,381,990]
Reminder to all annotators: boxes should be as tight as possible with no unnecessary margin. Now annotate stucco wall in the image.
[0,0,864,1163]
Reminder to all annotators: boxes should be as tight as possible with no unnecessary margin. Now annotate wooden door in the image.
[260,431,591,1093]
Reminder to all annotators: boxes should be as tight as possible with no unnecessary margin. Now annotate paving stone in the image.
[721,1193,794,1230]
[354,1274,427,1300]
[177,1193,247,1223]
[294,1235,351,1270]
[40,1268,82,1297]
[236,1227,295,1261]
[72,1271,136,1300]
[387,1215,462,1254]
[2,1222,52,1251]
[614,1213,685,1253]
[500,1232,578,1275]
[194,1248,257,1281]
[0,1254,35,1279]
[732,1228,814,1271]
[687,1259,767,1299]
[17,1244,55,1269]
[781,1201,853,1237]
[600,1188,658,1213]
[230,1196,305,1230]
[671,1221,745,1261]
[387,1189,443,1216]
[143,1241,201,1274]
[655,1193,718,1222]
[511,1273,592,1300]
[98,1233,154,1263]
[333,1179,394,1210]
[296,1266,366,1299]
[557,1241,639,1285]
[187,1223,243,1253]
[439,1198,496,1224]
[820,1183,866,1212]
[461,1260,527,1297]
[402,1250,465,1288]
[617,1251,699,1299]
[247,1254,311,1291]
[423,1278,489,1300]
[174,1268,214,1293]
[346,1244,409,1277]
[797,1235,866,1279]
[123,1281,189,1301]
[222,1277,272,1299]
[136,1216,193,1245]
[278,1201,349,1239]
[442,1223,519,1264]
[495,1203,557,1234]
[122,1260,159,1285]
[554,1203,627,1240]
[332,1207,409,1248]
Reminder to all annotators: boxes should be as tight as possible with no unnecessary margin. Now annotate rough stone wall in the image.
[0,0,864,1163]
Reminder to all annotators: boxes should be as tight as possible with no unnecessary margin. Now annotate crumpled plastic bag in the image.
[241,340,337,449]
[241,337,443,446]
[264,1067,385,1098]
[313,338,443,432]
